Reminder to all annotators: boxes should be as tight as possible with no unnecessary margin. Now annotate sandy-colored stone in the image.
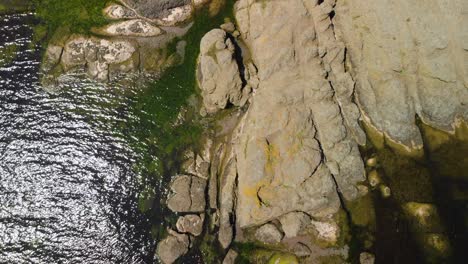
[197,28,249,114]
[93,19,163,37]
[334,0,468,150]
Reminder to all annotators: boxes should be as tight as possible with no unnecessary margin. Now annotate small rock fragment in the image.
[222,249,238,264]
[220,22,235,33]
[379,185,391,198]
[366,157,377,167]
[310,220,340,244]
[103,4,136,19]
[367,170,381,187]
[279,212,310,238]
[291,242,312,257]
[255,223,284,244]
[176,214,204,236]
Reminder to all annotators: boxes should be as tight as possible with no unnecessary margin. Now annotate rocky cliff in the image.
[37,0,467,263]
[174,0,466,263]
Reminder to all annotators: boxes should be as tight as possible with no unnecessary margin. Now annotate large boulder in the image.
[167,175,207,213]
[234,0,364,228]
[156,230,190,264]
[334,0,468,150]
[197,28,250,114]
[59,35,139,81]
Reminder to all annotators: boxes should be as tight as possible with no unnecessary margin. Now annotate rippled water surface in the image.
[0,13,154,263]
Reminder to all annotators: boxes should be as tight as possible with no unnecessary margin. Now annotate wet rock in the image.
[222,249,238,264]
[103,4,137,19]
[279,212,310,238]
[197,28,249,114]
[156,230,190,264]
[360,252,375,264]
[334,0,468,149]
[93,19,163,37]
[402,202,442,232]
[59,36,138,81]
[255,223,283,244]
[167,175,207,213]
[176,214,204,236]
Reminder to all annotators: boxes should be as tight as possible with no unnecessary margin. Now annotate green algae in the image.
[0,43,18,67]
[32,0,109,38]
[0,0,31,14]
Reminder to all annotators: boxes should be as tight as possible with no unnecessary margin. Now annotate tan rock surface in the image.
[334,0,468,149]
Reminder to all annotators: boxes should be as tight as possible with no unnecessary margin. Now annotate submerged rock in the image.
[360,252,375,264]
[156,230,190,264]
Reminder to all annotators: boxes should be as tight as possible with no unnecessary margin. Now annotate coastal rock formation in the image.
[156,229,190,264]
[58,36,139,81]
[234,0,365,229]
[334,0,468,150]
[197,28,249,114]
[92,19,163,37]
[167,175,206,213]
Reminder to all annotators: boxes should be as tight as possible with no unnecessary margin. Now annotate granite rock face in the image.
[167,175,207,213]
[197,28,250,114]
[58,36,139,82]
[334,0,468,149]
[156,230,190,264]
[233,0,365,228]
